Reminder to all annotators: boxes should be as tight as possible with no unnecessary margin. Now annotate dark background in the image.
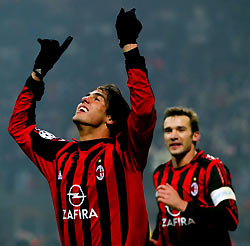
[1,0,249,245]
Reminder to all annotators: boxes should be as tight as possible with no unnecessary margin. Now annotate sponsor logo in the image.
[63,184,98,220]
[67,185,86,207]
[165,205,181,217]
[63,208,98,220]
[163,205,196,227]
[162,217,196,227]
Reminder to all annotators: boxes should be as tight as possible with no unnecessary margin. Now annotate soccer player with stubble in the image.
[9,9,156,245]
[150,107,238,246]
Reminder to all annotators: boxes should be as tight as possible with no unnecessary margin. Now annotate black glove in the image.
[33,36,73,79]
[115,8,142,48]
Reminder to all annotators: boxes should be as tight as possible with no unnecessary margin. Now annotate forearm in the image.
[8,76,44,143]
[183,200,238,231]
[122,43,138,53]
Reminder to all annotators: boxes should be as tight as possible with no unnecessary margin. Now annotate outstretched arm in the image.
[115,8,156,170]
[8,36,73,180]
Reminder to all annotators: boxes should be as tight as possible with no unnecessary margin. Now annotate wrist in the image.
[122,44,138,53]
[32,72,41,81]
[180,200,188,212]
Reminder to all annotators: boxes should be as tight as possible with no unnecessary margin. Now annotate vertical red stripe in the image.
[105,148,122,244]
[61,163,70,245]
[153,171,159,188]
[63,222,70,245]
[198,167,207,205]
[87,154,101,246]
[219,162,229,186]
[215,163,225,185]
[72,161,86,245]
[226,207,238,226]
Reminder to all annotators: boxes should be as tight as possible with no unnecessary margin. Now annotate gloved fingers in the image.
[37,39,60,50]
[37,38,42,44]
[118,8,125,16]
[60,36,73,54]
[128,8,136,14]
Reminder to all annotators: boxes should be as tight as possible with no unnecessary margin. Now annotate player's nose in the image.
[81,96,90,104]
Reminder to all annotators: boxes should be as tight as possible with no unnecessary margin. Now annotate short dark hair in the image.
[97,84,131,137]
[163,106,199,133]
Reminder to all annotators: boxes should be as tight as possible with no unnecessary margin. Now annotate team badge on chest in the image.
[96,159,105,181]
[191,181,198,196]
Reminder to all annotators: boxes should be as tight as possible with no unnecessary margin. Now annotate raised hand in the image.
[156,184,188,212]
[33,36,73,79]
[115,8,142,48]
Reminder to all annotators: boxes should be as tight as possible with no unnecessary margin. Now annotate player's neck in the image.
[77,124,110,141]
[171,148,197,169]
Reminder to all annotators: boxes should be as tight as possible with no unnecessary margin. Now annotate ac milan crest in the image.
[96,165,105,181]
[191,182,198,196]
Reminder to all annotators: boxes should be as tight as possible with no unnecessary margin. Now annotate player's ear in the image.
[192,131,200,142]
[106,115,116,125]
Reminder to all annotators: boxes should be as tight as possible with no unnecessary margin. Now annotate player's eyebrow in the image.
[85,92,106,100]
[92,92,106,100]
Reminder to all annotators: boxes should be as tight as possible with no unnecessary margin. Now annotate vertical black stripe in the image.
[95,152,111,246]
[80,147,103,246]
[26,98,36,126]
[160,212,167,246]
[177,169,189,198]
[113,150,128,245]
[166,168,173,184]
[145,223,150,246]
[66,152,79,245]
[156,164,165,187]
[56,145,77,242]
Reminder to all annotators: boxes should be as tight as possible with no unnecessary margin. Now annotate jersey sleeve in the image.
[8,76,69,181]
[183,159,238,231]
[123,48,157,171]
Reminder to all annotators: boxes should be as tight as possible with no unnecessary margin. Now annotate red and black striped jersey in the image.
[9,50,156,245]
[152,150,238,246]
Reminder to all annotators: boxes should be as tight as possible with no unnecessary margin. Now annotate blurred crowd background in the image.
[1,0,249,245]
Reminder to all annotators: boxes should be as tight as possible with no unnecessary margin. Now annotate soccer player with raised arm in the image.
[150,107,238,246]
[9,9,156,245]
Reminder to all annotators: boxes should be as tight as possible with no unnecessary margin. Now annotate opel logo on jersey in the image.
[191,182,198,196]
[165,205,181,217]
[96,164,105,181]
[67,184,86,207]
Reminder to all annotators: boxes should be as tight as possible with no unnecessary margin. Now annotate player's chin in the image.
[72,115,81,124]
[169,148,185,157]
[169,146,182,153]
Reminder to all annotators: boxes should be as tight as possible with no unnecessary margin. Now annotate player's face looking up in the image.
[72,89,110,127]
[163,115,200,158]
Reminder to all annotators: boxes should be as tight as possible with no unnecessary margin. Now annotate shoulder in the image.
[33,128,68,142]
[197,150,224,169]
[153,162,168,176]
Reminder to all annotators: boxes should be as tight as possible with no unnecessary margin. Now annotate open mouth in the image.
[170,143,182,148]
[79,106,88,112]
